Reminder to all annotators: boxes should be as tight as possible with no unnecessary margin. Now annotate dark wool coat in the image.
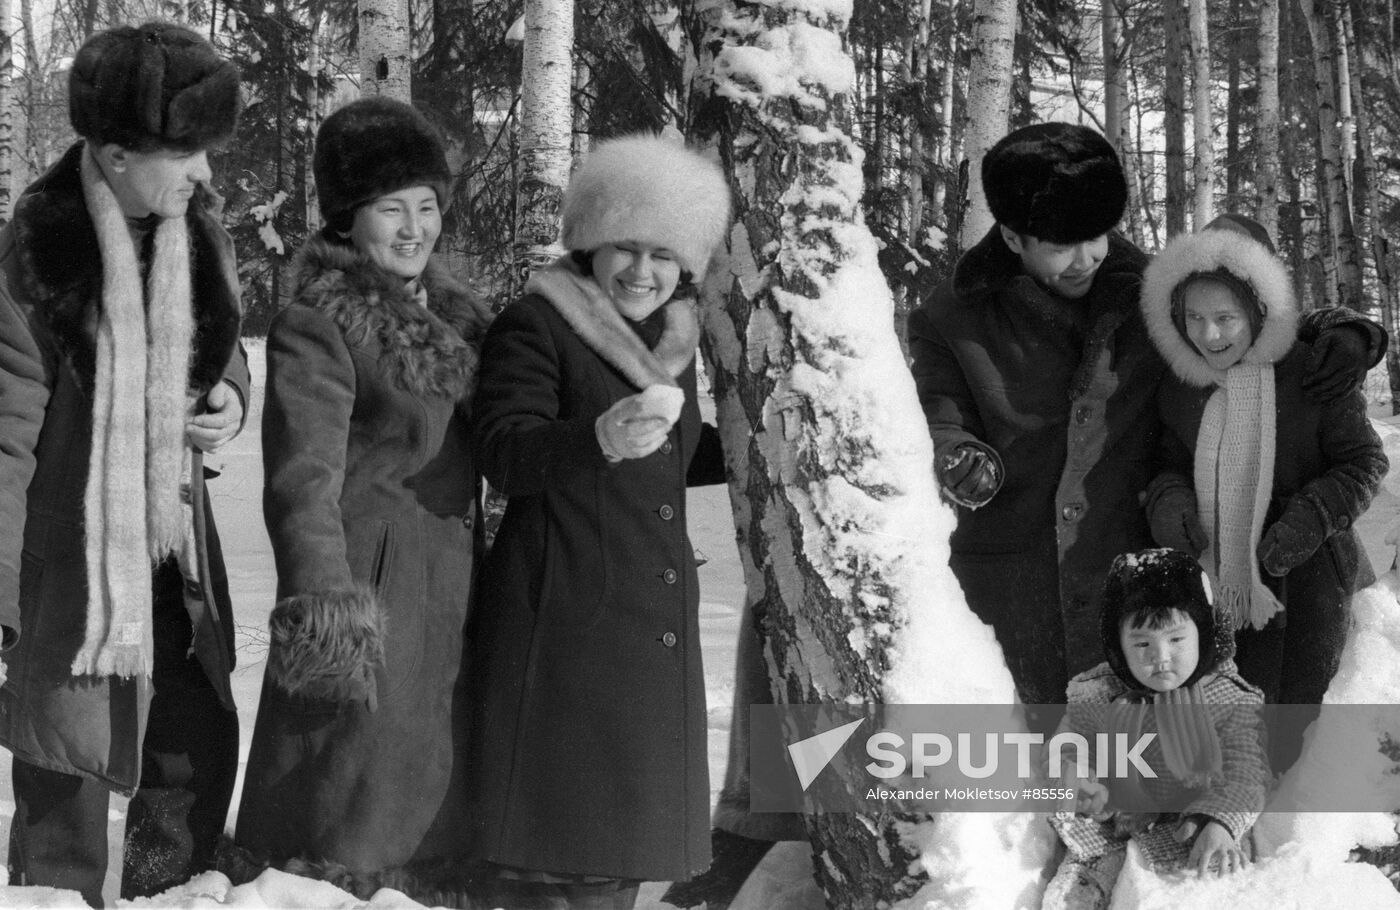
[235,237,488,884]
[0,142,245,794]
[1152,350,1385,704]
[468,291,723,883]
[908,228,1160,703]
[1140,228,1387,707]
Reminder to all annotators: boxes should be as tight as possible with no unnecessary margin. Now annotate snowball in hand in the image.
[635,384,685,426]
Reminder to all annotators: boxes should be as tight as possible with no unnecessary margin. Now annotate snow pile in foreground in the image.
[116,869,432,909]
[1112,839,1400,910]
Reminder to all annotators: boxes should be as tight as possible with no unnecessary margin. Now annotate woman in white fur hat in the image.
[468,134,730,908]
[1140,214,1386,768]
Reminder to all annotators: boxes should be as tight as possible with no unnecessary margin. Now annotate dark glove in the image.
[936,443,1003,509]
[1257,498,1329,577]
[1303,324,1371,402]
[1145,479,1208,557]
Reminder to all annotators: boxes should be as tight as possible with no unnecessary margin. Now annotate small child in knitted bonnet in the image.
[1043,548,1269,910]
[1138,215,1386,761]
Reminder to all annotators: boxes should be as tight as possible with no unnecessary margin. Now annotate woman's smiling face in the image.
[349,185,441,280]
[1181,279,1255,371]
[591,241,682,320]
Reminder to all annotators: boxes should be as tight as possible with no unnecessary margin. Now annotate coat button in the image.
[462,515,474,529]
[1061,504,1083,521]
[662,568,678,584]
[662,632,678,647]
[183,578,204,600]
[659,504,675,521]
[1075,406,1091,424]
[660,440,673,455]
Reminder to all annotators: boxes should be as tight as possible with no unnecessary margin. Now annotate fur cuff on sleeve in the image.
[267,588,386,702]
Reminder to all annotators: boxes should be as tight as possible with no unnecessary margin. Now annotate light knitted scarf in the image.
[73,147,197,679]
[1194,364,1284,630]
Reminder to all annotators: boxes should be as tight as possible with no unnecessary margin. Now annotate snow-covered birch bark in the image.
[515,0,573,283]
[358,0,411,100]
[958,0,1014,247]
[688,1,1050,906]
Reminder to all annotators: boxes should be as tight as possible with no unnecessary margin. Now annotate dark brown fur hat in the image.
[982,123,1127,244]
[69,21,241,152]
[313,97,452,234]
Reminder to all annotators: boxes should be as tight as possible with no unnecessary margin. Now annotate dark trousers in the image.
[9,565,239,907]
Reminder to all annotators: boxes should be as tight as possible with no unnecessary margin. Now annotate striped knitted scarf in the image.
[1194,364,1284,631]
[73,147,197,679]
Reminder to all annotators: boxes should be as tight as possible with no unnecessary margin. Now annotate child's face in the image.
[1181,280,1254,371]
[1119,608,1201,692]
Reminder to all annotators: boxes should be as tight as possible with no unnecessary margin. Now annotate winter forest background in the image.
[1,0,1400,907]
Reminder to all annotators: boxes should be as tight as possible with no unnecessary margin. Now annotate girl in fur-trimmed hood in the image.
[468,133,729,906]
[1140,215,1386,740]
[232,97,490,904]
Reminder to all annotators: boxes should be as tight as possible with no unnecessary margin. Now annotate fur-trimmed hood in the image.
[288,235,490,400]
[9,141,241,396]
[1142,228,1298,388]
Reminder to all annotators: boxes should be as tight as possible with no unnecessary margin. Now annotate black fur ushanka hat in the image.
[982,123,1127,244]
[313,97,452,234]
[69,21,241,152]
[1099,548,1235,690]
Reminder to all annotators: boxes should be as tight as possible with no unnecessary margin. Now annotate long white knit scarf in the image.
[73,147,196,679]
[1194,363,1284,630]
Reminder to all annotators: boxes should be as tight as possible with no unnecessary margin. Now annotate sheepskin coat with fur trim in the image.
[0,141,246,794]
[235,235,489,888]
[1142,234,1387,705]
[908,228,1161,704]
[468,290,724,882]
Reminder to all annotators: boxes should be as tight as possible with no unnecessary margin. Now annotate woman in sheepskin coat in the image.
[1140,214,1386,719]
[468,135,728,907]
[233,98,490,902]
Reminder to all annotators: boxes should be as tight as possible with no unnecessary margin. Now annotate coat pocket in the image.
[370,521,397,598]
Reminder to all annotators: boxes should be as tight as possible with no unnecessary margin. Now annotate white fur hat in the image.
[561,134,732,277]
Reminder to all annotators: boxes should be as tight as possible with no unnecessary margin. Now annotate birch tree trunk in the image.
[959,0,1015,247]
[933,4,960,227]
[1163,0,1188,237]
[1256,0,1281,241]
[358,0,411,100]
[0,0,12,219]
[904,0,933,244]
[1297,0,1363,308]
[514,0,573,287]
[688,1,1045,905]
[1188,0,1213,228]
[305,10,324,231]
[1103,0,1143,246]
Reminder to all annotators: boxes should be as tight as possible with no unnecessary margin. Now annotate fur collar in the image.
[1141,228,1298,388]
[289,235,490,400]
[951,226,1148,304]
[10,142,242,397]
[526,261,698,389]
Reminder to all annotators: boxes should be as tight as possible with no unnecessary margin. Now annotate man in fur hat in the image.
[906,122,1384,710]
[0,21,246,905]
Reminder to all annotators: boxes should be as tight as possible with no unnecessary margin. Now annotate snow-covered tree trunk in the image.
[1188,0,1213,228]
[959,0,1015,247]
[1297,0,1363,309]
[514,0,573,287]
[358,0,411,100]
[1256,0,1281,242]
[1163,0,1187,238]
[689,1,1049,906]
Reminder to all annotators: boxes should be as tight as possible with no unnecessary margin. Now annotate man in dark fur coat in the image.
[0,22,247,905]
